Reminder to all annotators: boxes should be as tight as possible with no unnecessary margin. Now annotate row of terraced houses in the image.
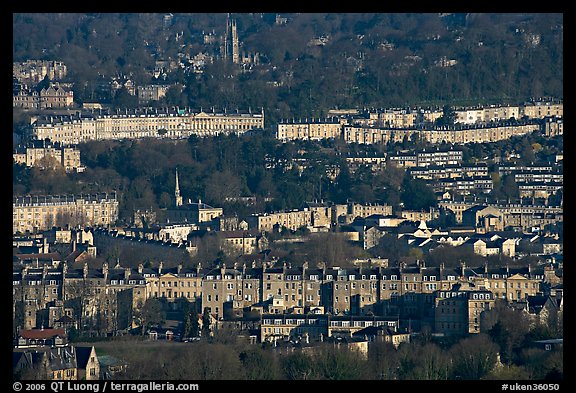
[13,259,559,338]
[29,107,265,145]
[276,99,562,144]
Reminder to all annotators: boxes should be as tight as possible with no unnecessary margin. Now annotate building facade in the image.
[31,108,265,145]
[13,193,119,234]
[13,261,551,337]
[13,141,82,173]
[434,288,495,335]
[276,118,343,141]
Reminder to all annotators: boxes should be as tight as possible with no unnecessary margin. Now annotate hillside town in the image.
[13,13,562,381]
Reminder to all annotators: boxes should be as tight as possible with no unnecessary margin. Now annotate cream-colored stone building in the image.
[544,117,563,137]
[32,108,265,145]
[378,108,417,128]
[201,264,262,318]
[13,193,119,234]
[468,265,543,302]
[13,141,82,173]
[521,100,563,119]
[276,118,343,141]
[137,85,170,104]
[247,209,314,232]
[13,84,74,110]
[14,260,551,337]
[13,60,67,83]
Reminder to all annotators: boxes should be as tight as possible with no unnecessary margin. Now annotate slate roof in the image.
[75,346,94,369]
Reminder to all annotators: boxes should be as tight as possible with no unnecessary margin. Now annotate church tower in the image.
[223,14,240,64]
[231,19,239,64]
[175,168,183,207]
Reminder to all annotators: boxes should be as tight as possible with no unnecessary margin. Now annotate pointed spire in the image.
[175,168,183,207]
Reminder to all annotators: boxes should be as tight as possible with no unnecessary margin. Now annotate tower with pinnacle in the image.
[223,14,239,64]
[175,168,183,207]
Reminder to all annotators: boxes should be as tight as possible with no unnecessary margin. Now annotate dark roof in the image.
[352,325,397,337]
[14,252,62,262]
[13,352,25,368]
[527,295,548,308]
[65,250,86,263]
[462,205,489,214]
[55,315,75,323]
[75,346,94,368]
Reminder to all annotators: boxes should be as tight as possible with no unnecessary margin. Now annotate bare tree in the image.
[449,334,499,380]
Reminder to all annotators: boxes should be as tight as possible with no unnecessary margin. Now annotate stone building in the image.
[32,107,265,145]
[13,140,82,173]
[13,193,118,234]
[434,286,495,335]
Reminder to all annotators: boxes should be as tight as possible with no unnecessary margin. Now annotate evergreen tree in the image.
[201,307,212,337]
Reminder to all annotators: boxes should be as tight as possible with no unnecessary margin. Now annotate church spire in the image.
[175,168,183,207]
